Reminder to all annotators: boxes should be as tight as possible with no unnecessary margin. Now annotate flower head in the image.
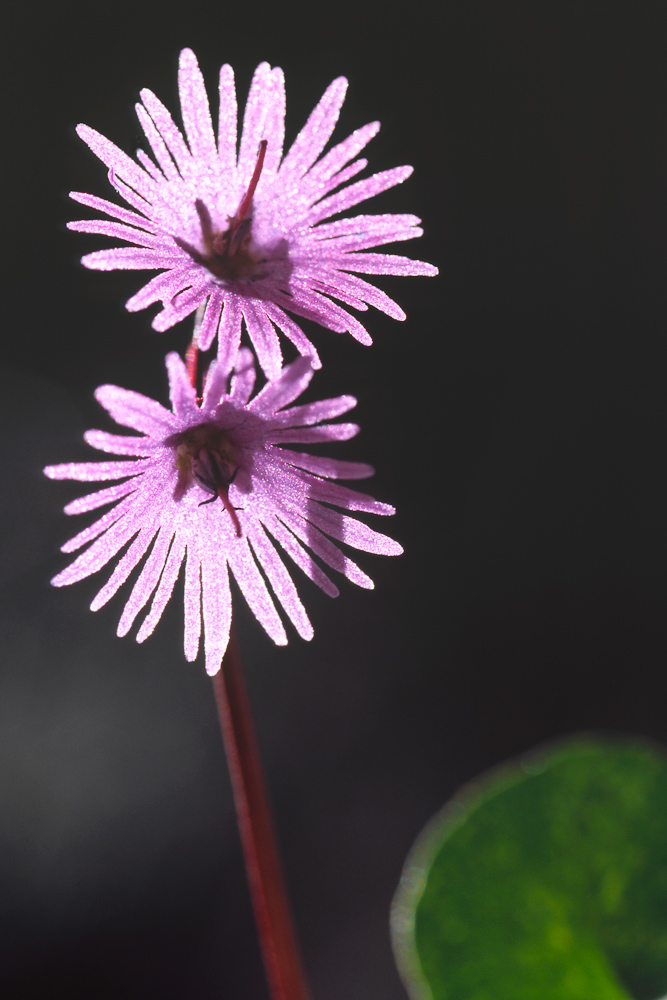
[69,48,437,378]
[44,350,401,674]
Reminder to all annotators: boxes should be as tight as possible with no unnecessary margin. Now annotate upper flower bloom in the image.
[69,48,438,377]
[44,350,402,674]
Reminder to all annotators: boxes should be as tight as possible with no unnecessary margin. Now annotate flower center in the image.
[199,140,268,283]
[175,425,243,536]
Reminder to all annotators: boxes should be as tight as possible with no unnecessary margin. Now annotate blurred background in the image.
[3,1,667,996]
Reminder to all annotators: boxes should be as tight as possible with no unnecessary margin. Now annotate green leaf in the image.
[392,738,667,1000]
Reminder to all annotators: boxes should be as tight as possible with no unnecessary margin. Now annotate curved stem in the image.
[211,626,311,1000]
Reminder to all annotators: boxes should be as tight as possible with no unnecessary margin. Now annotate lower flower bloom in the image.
[44,350,402,674]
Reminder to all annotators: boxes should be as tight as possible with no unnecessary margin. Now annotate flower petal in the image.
[241,301,283,382]
[183,542,202,662]
[249,355,313,415]
[307,165,414,225]
[68,219,166,250]
[150,279,211,331]
[60,498,134,554]
[139,87,192,177]
[248,520,313,640]
[306,120,380,186]
[44,459,147,482]
[94,385,176,435]
[125,267,197,312]
[82,247,181,271]
[273,449,374,480]
[274,394,357,426]
[196,288,225,353]
[64,480,139,516]
[90,526,157,611]
[304,503,403,555]
[178,48,218,166]
[268,422,359,444]
[166,352,199,420]
[210,295,243,370]
[51,518,140,587]
[324,251,439,277]
[217,63,238,171]
[261,302,321,369]
[261,68,286,177]
[76,124,156,202]
[137,535,186,642]
[228,347,257,405]
[117,528,174,636]
[237,62,274,188]
[201,546,232,674]
[279,76,348,181]
[227,533,288,646]
[83,430,152,457]
[274,506,375,589]
[69,191,159,232]
[261,512,339,597]
[135,102,180,182]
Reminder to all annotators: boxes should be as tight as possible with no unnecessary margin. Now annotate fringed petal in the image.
[94,385,176,435]
[201,548,232,674]
[183,542,202,661]
[137,536,186,642]
[166,352,199,420]
[279,76,348,180]
[117,528,174,636]
[227,534,287,645]
[90,526,157,611]
[178,48,218,166]
[248,520,313,640]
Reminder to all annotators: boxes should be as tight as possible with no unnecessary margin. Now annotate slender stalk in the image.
[212,626,311,1000]
[186,302,205,391]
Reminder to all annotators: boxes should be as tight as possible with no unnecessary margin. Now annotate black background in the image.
[3,1,667,997]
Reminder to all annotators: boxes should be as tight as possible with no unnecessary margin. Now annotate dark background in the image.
[3,1,667,997]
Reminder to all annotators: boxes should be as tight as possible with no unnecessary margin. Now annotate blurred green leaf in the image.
[392,738,667,1000]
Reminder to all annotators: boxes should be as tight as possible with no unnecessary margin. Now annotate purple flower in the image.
[69,48,437,378]
[44,350,402,675]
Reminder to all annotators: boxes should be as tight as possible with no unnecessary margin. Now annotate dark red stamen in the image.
[226,140,268,255]
[218,486,243,538]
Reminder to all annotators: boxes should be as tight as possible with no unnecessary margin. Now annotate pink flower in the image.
[69,48,437,378]
[44,350,402,675]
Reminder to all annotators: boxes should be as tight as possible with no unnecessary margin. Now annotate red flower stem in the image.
[211,626,311,1000]
[186,302,206,391]
[185,341,199,390]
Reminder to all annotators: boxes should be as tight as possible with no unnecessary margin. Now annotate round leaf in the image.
[392,738,667,1000]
